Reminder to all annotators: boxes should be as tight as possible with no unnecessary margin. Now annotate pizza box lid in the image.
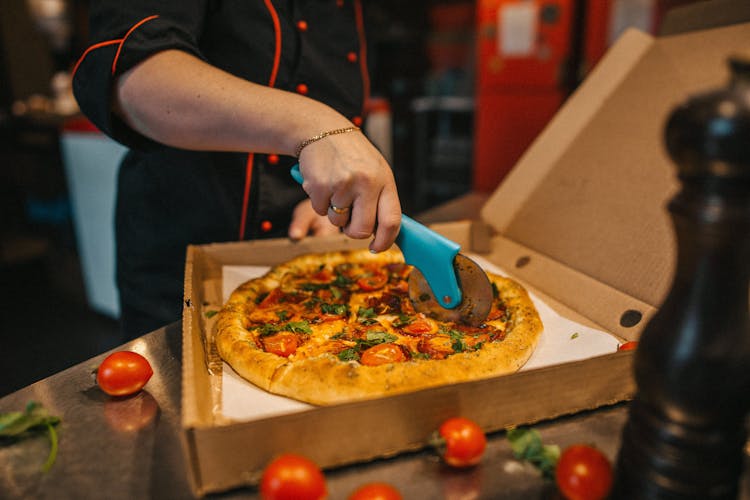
[476,21,749,337]
[179,20,750,496]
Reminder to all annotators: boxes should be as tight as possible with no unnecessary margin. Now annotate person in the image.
[72,1,401,340]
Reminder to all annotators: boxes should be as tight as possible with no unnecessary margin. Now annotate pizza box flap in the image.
[479,22,749,310]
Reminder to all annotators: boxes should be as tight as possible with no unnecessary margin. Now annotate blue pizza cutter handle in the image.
[396,214,462,309]
[290,164,461,308]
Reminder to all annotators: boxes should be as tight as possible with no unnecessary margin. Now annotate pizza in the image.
[214,248,543,405]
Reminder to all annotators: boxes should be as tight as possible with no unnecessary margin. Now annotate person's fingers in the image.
[309,215,341,237]
[289,199,341,240]
[288,201,312,240]
[288,199,317,240]
[297,164,333,216]
[343,177,379,241]
[369,185,402,252]
[327,196,354,228]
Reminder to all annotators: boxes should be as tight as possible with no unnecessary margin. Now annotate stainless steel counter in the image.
[1,321,748,499]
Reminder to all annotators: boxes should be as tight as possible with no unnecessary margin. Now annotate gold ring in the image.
[329,203,351,215]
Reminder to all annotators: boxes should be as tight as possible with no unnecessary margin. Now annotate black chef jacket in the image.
[72,0,370,339]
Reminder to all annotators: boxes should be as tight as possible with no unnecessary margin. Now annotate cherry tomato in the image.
[262,332,299,357]
[348,482,403,500]
[357,271,388,291]
[96,351,153,397]
[434,417,487,467]
[260,453,327,500]
[555,444,613,500]
[360,343,407,366]
[401,317,437,336]
[617,341,638,351]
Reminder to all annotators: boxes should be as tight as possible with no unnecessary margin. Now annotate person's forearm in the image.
[114,50,353,155]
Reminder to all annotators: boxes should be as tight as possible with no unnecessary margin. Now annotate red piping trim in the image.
[238,0,283,240]
[264,0,282,87]
[112,15,160,75]
[239,153,256,240]
[72,15,160,79]
[354,0,370,114]
[72,39,122,79]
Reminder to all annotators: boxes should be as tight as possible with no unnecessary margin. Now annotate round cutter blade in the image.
[408,254,493,326]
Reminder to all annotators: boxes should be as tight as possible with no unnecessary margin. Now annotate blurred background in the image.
[0,0,714,396]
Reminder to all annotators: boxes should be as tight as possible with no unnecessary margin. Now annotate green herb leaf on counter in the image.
[571,332,579,340]
[506,427,560,479]
[0,401,61,472]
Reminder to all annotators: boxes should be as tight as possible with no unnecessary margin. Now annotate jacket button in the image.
[296,83,309,95]
[352,116,363,127]
[260,220,273,232]
[296,20,308,32]
[267,154,279,165]
[347,51,358,63]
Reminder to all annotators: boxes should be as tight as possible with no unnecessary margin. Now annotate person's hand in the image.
[288,199,341,240]
[297,129,401,252]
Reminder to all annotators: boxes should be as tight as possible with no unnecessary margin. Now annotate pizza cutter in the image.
[290,164,492,326]
[396,215,493,326]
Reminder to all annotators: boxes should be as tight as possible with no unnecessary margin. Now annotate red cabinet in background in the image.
[472,0,675,192]
[474,0,575,192]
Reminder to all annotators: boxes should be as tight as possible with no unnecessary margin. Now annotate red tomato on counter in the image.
[96,351,153,397]
[617,341,639,351]
[433,416,487,468]
[348,482,403,500]
[555,444,613,500]
[260,453,327,500]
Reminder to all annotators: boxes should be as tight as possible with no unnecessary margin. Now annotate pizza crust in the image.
[215,249,543,405]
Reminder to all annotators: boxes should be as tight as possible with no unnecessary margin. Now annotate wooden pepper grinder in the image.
[612,55,750,499]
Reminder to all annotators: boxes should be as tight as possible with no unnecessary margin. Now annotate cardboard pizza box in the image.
[180,21,750,496]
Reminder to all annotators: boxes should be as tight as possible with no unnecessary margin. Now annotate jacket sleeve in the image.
[72,2,209,150]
